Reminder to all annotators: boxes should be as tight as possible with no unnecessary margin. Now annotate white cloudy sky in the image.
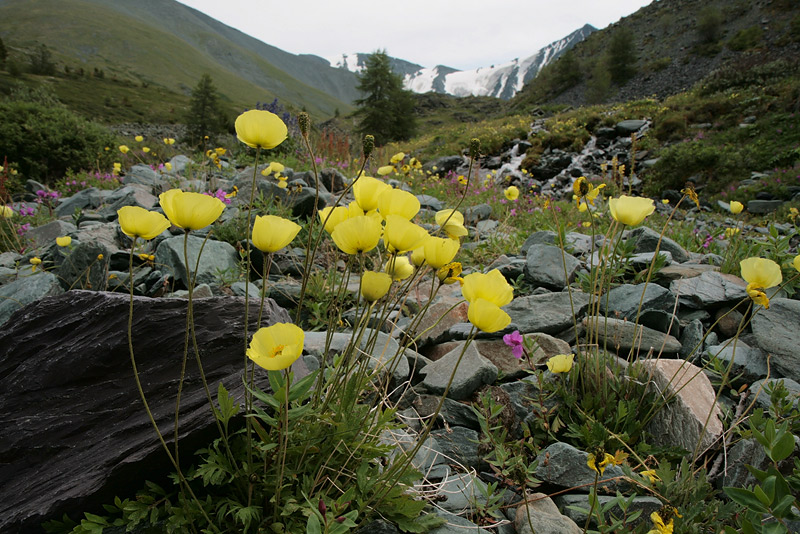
[176,0,653,70]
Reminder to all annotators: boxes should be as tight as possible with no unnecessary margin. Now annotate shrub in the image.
[0,100,116,185]
[727,26,763,51]
[652,112,688,142]
[697,7,723,44]
[645,140,751,194]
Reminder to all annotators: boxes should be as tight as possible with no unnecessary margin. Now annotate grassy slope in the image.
[0,0,352,119]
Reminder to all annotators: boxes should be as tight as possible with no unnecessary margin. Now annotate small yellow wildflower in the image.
[134,135,143,142]
[142,147,150,153]
[30,257,42,271]
[587,452,615,475]
[730,200,744,214]
[681,184,699,208]
[119,145,130,154]
[640,469,659,484]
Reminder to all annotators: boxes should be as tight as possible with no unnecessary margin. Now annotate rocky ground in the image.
[1,140,799,532]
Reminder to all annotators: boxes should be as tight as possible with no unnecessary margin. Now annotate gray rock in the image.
[25,220,78,249]
[599,283,676,321]
[356,519,400,534]
[303,330,413,387]
[506,291,590,335]
[628,250,673,268]
[706,341,768,384]
[749,378,800,413]
[747,200,783,214]
[638,309,681,336]
[722,437,800,490]
[290,186,329,218]
[167,155,191,174]
[679,319,705,360]
[0,272,64,326]
[423,156,464,177]
[524,244,581,290]
[534,442,625,493]
[124,164,160,187]
[464,203,492,224]
[515,493,582,534]
[411,395,481,431]
[154,235,239,289]
[627,226,689,263]
[380,429,444,475]
[54,241,111,291]
[476,219,499,235]
[641,359,723,456]
[750,299,800,380]
[670,271,747,309]
[100,185,159,218]
[436,472,489,514]
[431,427,483,471]
[0,290,291,532]
[553,494,662,529]
[417,194,443,211]
[583,316,682,356]
[616,119,648,135]
[430,509,491,534]
[521,231,595,256]
[55,187,103,217]
[419,341,498,401]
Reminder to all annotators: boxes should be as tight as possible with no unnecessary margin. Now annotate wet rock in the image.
[747,199,783,214]
[599,283,676,321]
[515,493,582,534]
[0,271,64,326]
[627,226,689,263]
[0,290,291,532]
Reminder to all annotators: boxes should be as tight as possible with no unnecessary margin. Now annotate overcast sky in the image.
[176,1,653,70]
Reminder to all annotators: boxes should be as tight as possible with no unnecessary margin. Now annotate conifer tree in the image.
[354,50,416,146]
[185,74,226,145]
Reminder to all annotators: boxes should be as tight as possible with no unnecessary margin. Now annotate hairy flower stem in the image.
[242,146,261,476]
[582,472,600,534]
[126,242,218,532]
[273,368,291,523]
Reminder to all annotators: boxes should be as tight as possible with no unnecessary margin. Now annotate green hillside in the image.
[0,0,356,121]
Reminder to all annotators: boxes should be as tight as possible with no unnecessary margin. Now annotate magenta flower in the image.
[503,330,524,359]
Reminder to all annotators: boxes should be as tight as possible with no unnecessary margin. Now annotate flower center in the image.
[270,344,285,359]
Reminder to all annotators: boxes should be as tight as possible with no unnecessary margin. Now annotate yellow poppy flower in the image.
[390,152,406,164]
[318,206,349,234]
[461,269,513,307]
[378,188,420,220]
[609,195,655,226]
[353,176,391,212]
[377,165,394,176]
[587,452,615,475]
[56,236,72,247]
[134,135,143,142]
[423,236,460,269]
[252,215,301,253]
[793,254,800,272]
[159,189,225,231]
[119,145,130,154]
[331,215,382,255]
[437,262,464,284]
[117,206,171,240]
[546,353,574,373]
[383,215,427,254]
[468,298,511,333]
[142,147,150,153]
[235,109,288,149]
[1,205,14,218]
[435,209,468,239]
[247,323,305,371]
[410,243,427,267]
[385,255,414,280]
[730,201,744,214]
[504,186,519,201]
[163,137,176,145]
[740,257,782,306]
[361,271,392,302]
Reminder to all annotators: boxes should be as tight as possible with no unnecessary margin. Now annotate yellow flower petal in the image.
[235,110,288,149]
[361,271,392,302]
[546,353,574,373]
[252,215,301,253]
[318,206,349,234]
[247,323,304,371]
[730,201,744,214]
[56,236,72,247]
[609,195,655,226]
[385,255,414,280]
[740,257,782,289]
[423,236,460,269]
[331,215,382,255]
[117,206,171,240]
[461,269,513,307]
[378,188,420,220]
[383,215,427,254]
[353,176,391,212]
[159,189,225,231]
[504,186,519,201]
[468,298,511,333]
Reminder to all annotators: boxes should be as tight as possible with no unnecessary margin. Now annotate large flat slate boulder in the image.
[0,290,291,532]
